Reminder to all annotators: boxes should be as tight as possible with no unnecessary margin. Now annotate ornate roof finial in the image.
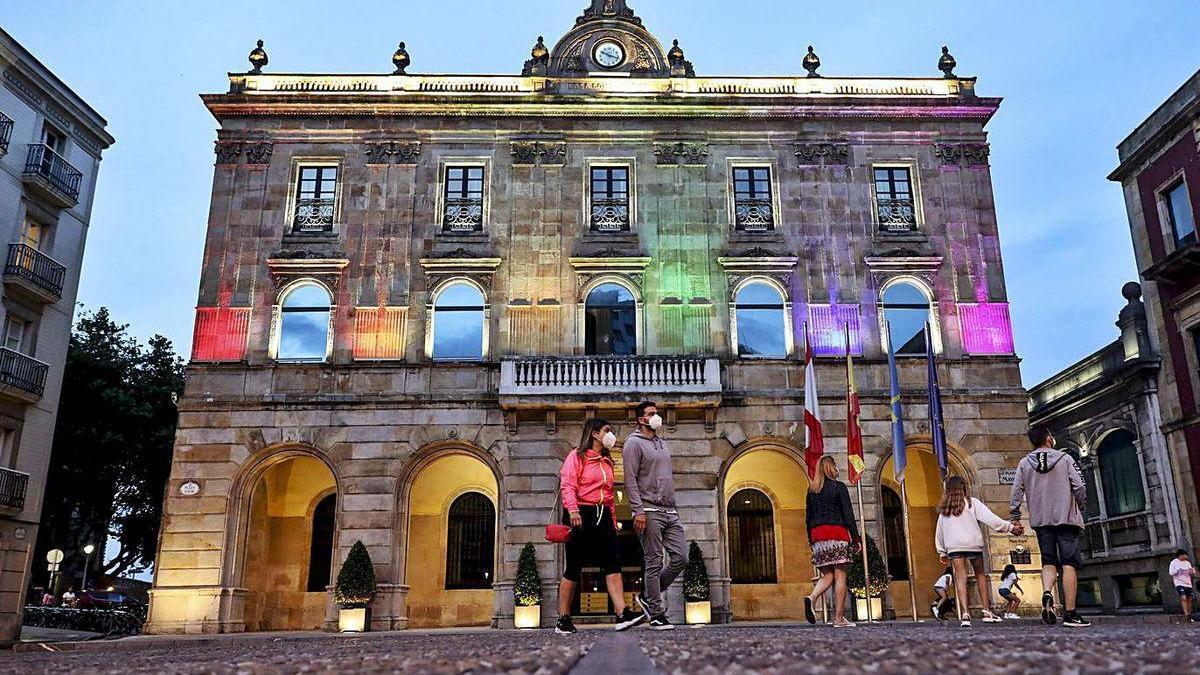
[938,45,957,78]
[578,0,641,26]
[668,39,685,66]
[803,45,821,78]
[531,36,549,62]
[248,39,268,75]
[393,42,411,75]
[523,36,550,77]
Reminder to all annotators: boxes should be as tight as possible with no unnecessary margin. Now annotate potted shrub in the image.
[682,541,711,625]
[334,541,376,632]
[513,543,542,629]
[847,535,889,622]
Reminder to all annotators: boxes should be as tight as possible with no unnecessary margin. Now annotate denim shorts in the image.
[1034,525,1084,569]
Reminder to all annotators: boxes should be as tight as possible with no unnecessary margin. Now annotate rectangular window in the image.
[874,166,918,234]
[590,166,631,233]
[1076,578,1103,607]
[1115,573,1162,607]
[3,316,27,354]
[21,220,43,251]
[733,167,775,232]
[41,124,67,154]
[442,166,485,233]
[292,166,338,234]
[1164,180,1196,246]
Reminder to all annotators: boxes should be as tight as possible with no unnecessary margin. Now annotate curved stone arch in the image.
[269,278,336,361]
[877,274,943,355]
[865,434,977,490]
[548,20,670,77]
[580,273,643,303]
[723,481,782,582]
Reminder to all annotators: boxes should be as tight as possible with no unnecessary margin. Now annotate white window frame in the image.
[1155,170,1195,252]
[284,158,343,236]
[584,158,637,236]
[426,278,490,362]
[3,315,27,353]
[729,276,793,359]
[270,279,335,363]
[435,158,492,236]
[727,159,783,235]
[871,162,925,235]
[878,275,942,356]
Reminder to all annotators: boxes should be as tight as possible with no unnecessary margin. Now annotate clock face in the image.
[593,40,625,69]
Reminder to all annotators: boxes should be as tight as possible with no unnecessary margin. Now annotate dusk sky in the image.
[5,0,1198,384]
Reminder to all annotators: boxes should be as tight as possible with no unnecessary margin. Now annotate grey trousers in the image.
[637,510,688,617]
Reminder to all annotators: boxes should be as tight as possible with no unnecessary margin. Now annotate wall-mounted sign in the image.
[180,481,201,496]
[1010,545,1032,565]
[999,468,1018,485]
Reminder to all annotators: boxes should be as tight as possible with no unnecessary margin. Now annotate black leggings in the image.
[562,504,621,583]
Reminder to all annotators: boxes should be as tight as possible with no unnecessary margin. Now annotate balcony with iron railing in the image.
[876,197,918,234]
[0,112,13,156]
[734,198,775,232]
[23,144,83,208]
[0,347,49,402]
[590,198,630,233]
[1084,512,1153,559]
[0,467,29,511]
[4,243,67,304]
[292,197,336,234]
[500,355,721,403]
[442,197,484,233]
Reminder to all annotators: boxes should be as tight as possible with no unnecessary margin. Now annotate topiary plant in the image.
[847,535,890,599]
[682,541,710,602]
[333,541,377,609]
[514,543,542,607]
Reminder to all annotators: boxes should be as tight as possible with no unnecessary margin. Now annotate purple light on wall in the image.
[806,304,862,356]
[959,303,1015,355]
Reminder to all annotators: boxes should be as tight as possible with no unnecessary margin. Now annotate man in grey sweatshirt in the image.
[624,400,688,630]
[1009,425,1090,627]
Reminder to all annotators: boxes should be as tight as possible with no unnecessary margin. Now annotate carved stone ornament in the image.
[365,140,421,165]
[214,141,243,165]
[717,255,799,300]
[795,142,850,166]
[568,256,651,293]
[243,142,274,166]
[511,141,567,166]
[654,142,709,166]
[934,142,989,167]
[522,36,550,77]
[419,255,502,292]
[577,0,642,26]
[266,256,350,292]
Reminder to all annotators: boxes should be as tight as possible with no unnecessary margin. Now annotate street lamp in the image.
[81,544,95,590]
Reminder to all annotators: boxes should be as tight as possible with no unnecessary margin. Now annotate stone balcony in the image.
[0,467,29,511]
[499,355,721,409]
[22,143,83,208]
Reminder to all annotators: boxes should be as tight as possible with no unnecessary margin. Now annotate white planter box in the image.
[855,597,883,622]
[514,605,541,629]
[685,601,711,625]
[338,607,368,633]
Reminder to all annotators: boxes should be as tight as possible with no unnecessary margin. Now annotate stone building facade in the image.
[0,27,113,640]
[1028,283,1190,613]
[147,1,1032,633]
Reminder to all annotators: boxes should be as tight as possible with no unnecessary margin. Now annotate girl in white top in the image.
[935,475,1021,627]
[932,567,953,619]
[997,564,1024,619]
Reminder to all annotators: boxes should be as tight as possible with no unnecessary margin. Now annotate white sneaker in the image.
[981,610,1002,624]
[1004,612,1019,620]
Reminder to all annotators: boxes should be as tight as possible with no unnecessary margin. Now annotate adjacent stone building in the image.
[147,1,1032,633]
[1028,283,1189,613]
[0,28,114,640]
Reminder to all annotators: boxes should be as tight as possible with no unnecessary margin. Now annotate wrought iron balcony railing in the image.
[500,355,721,396]
[0,112,13,155]
[24,144,83,204]
[442,197,484,233]
[735,197,775,232]
[590,198,630,232]
[5,243,66,300]
[876,197,918,233]
[1083,512,1153,558]
[0,347,49,398]
[0,467,29,510]
[292,197,336,234]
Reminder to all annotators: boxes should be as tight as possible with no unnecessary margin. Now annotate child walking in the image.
[998,564,1024,619]
[1169,549,1197,623]
[932,567,953,620]
[935,475,1023,627]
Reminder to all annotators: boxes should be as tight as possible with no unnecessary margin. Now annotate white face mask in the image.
[601,431,617,449]
[647,414,663,431]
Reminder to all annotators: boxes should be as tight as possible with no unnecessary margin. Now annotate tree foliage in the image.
[514,543,542,607]
[847,535,890,599]
[34,308,185,586]
[682,541,710,602]
[334,541,377,608]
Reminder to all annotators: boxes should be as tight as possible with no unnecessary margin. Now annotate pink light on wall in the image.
[806,304,862,356]
[958,303,1015,355]
[353,307,407,360]
[191,307,251,362]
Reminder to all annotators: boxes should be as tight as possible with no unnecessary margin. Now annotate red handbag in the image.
[545,452,585,543]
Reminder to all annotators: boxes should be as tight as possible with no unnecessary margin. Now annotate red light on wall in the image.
[958,303,1015,355]
[192,307,251,362]
[353,307,406,360]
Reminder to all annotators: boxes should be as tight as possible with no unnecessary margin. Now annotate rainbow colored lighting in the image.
[192,307,251,362]
[806,304,862,356]
[958,303,1014,355]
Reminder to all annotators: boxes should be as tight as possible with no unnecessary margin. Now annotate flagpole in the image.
[899,480,920,622]
[855,481,873,623]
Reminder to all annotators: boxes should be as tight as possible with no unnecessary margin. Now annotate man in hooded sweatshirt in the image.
[1009,425,1090,627]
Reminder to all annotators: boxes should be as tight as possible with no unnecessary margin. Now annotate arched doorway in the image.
[585,282,637,356]
[404,452,500,628]
[721,446,809,620]
[241,455,337,631]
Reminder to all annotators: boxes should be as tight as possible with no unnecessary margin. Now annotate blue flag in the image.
[887,323,907,484]
[926,323,949,479]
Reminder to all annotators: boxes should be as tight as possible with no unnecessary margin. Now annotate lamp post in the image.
[81,544,95,590]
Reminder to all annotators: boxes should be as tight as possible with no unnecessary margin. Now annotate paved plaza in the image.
[3,621,1197,674]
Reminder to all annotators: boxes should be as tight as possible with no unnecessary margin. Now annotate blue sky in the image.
[5,0,1198,384]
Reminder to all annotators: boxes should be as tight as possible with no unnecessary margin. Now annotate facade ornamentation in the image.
[243,141,273,166]
[654,142,709,166]
[795,142,850,166]
[214,141,242,165]
[248,39,268,75]
[393,42,411,75]
[577,0,642,26]
[511,141,567,166]
[934,142,990,167]
[939,46,957,79]
[803,46,822,78]
[365,140,422,165]
[667,40,695,78]
[522,37,550,77]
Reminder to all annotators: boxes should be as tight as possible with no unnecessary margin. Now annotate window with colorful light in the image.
[277,283,332,362]
[734,281,787,358]
[431,282,486,361]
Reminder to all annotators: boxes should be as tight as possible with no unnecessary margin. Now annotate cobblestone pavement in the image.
[3,621,1198,674]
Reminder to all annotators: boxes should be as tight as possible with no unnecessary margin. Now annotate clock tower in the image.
[531,1,689,78]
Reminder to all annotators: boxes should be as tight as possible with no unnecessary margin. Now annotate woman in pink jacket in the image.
[554,418,646,635]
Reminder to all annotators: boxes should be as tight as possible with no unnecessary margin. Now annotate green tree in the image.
[514,543,542,607]
[33,308,185,587]
[682,541,710,602]
[847,535,890,599]
[334,541,377,608]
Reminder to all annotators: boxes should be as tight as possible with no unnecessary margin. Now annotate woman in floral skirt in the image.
[804,455,860,628]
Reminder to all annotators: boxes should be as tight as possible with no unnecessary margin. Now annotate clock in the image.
[593,40,625,69]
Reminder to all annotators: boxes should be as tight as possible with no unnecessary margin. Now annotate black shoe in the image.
[615,607,646,631]
[1062,611,1091,628]
[634,594,652,623]
[1041,592,1057,625]
[804,596,816,625]
[648,614,675,631]
[555,615,577,635]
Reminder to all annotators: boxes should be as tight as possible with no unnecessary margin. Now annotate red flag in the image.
[846,330,865,485]
[803,326,824,479]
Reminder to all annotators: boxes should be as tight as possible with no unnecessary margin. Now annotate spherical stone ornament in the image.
[180,481,201,496]
[14,527,26,540]
[393,42,411,75]
[248,39,268,74]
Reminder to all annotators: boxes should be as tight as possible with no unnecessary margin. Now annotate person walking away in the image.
[554,418,646,635]
[935,474,1020,627]
[932,567,953,619]
[804,455,859,628]
[1009,426,1090,627]
[1169,549,1197,623]
[625,401,688,630]
[61,587,76,608]
[998,564,1024,619]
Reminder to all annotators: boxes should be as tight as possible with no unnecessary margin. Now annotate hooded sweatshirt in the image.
[1008,447,1087,528]
[622,431,677,516]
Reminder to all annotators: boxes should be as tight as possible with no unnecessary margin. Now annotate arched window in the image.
[881,486,909,580]
[735,282,787,358]
[446,492,495,590]
[727,489,777,583]
[1096,431,1146,517]
[306,494,336,592]
[432,283,485,361]
[1063,446,1102,521]
[882,281,932,356]
[585,282,637,356]
[278,283,332,362]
